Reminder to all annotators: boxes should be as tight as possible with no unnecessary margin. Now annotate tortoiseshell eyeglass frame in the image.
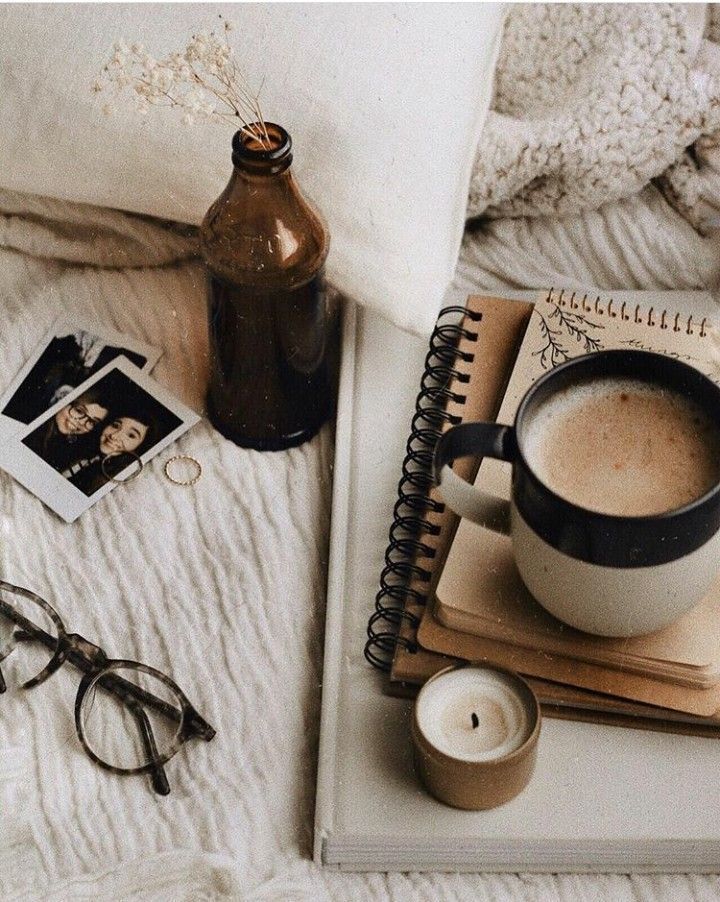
[0,580,216,796]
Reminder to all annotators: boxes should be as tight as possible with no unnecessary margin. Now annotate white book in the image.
[315,291,720,873]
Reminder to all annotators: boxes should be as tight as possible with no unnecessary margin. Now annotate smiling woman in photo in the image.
[22,387,110,472]
[101,416,149,457]
[65,408,156,496]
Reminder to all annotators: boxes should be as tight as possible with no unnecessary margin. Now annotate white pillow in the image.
[0,3,504,336]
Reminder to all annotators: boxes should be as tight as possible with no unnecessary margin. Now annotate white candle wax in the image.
[416,667,531,763]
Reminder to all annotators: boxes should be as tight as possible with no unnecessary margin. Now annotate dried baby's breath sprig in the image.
[95,16,271,148]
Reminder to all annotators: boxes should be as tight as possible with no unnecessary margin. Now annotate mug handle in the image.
[433,422,516,535]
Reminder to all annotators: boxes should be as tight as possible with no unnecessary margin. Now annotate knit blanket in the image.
[469,3,720,236]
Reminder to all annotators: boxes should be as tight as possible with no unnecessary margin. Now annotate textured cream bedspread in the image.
[2,187,720,901]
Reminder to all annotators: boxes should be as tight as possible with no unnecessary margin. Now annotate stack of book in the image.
[373,291,720,736]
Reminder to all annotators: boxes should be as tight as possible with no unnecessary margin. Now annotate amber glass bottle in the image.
[199,123,332,450]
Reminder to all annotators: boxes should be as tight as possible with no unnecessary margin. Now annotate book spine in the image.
[364,305,482,671]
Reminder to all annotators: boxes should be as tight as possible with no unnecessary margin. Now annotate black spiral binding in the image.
[364,305,482,671]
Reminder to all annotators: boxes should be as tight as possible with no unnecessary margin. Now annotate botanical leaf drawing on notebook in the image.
[533,302,604,369]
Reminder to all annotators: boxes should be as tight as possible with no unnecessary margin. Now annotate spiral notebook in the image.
[368,290,720,732]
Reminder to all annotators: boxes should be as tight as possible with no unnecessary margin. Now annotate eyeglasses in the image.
[0,581,215,795]
[68,402,104,429]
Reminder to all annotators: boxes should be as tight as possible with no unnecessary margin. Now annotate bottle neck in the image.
[200,121,328,289]
[231,123,293,176]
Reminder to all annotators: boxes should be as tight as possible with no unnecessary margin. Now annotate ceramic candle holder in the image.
[411,663,541,810]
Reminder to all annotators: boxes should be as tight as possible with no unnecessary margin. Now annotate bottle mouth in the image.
[232,123,292,171]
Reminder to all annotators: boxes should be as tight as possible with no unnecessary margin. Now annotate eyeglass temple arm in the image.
[92,672,216,742]
[125,698,170,796]
[2,606,215,741]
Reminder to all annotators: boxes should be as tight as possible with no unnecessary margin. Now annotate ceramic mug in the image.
[433,349,720,637]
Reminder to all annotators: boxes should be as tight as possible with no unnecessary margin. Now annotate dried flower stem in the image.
[95,17,272,148]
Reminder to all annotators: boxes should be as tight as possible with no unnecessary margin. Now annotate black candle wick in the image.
[471,712,479,730]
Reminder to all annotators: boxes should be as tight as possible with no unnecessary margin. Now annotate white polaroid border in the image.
[0,357,200,523]
[0,318,163,436]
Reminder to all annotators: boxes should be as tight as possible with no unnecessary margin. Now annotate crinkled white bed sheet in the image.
[1,186,720,901]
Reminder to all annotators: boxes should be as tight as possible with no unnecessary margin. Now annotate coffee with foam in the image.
[523,376,720,517]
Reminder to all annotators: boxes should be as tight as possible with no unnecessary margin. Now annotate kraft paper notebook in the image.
[376,291,720,731]
[316,296,720,872]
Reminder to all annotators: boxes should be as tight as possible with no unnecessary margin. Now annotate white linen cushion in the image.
[0,2,504,336]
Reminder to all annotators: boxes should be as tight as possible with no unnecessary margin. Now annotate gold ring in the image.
[101,451,144,483]
[163,455,202,487]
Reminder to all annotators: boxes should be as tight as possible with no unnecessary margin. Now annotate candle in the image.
[412,664,541,810]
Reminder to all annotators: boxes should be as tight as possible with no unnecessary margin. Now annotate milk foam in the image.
[523,376,720,517]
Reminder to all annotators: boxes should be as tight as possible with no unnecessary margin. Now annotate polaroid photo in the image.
[0,319,162,436]
[0,356,200,523]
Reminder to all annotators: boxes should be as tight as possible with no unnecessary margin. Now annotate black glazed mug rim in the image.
[512,348,720,525]
[508,349,720,567]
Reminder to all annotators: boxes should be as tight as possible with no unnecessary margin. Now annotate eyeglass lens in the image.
[80,665,184,771]
[0,586,60,689]
[69,403,103,428]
